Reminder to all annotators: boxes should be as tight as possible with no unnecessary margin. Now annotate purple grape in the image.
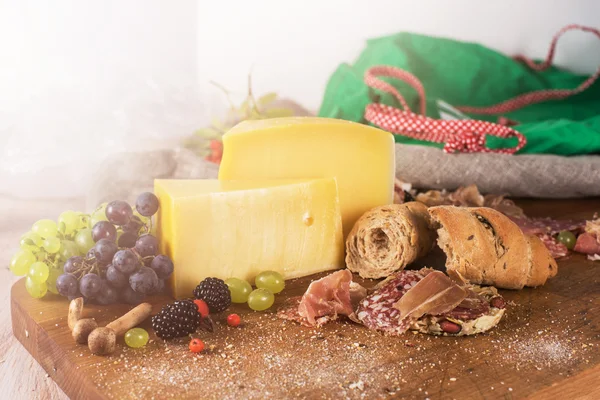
[94,239,118,265]
[117,231,138,248]
[91,221,117,242]
[121,286,145,305]
[106,264,128,288]
[63,256,83,274]
[95,280,119,305]
[86,248,96,260]
[129,266,159,295]
[105,200,133,226]
[112,249,139,274]
[79,273,102,299]
[56,273,79,297]
[135,192,159,217]
[135,234,158,257]
[97,262,109,277]
[154,279,165,293]
[122,215,144,234]
[150,255,174,279]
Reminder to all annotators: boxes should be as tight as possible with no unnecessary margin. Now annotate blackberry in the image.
[151,300,201,340]
[193,277,231,313]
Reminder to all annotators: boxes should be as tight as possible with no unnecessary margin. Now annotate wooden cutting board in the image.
[10,199,600,400]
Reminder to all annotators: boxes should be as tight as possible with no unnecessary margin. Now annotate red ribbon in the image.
[364,24,600,155]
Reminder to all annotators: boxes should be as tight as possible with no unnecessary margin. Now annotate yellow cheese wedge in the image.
[155,178,344,299]
[218,117,395,237]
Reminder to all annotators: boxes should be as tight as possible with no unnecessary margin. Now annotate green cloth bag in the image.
[318,31,600,155]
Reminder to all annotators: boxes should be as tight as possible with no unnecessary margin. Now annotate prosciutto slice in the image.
[393,271,467,322]
[278,270,367,327]
[574,233,600,255]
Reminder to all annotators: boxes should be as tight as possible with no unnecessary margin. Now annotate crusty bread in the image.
[525,234,558,287]
[429,206,557,289]
[345,202,437,279]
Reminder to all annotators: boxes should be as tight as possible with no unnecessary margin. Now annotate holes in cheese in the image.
[155,179,344,299]
[218,117,396,237]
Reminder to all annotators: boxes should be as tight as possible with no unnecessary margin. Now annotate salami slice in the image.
[356,269,431,335]
[442,298,489,320]
[540,234,568,258]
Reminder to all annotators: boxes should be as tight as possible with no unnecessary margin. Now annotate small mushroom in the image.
[72,318,98,344]
[88,327,116,355]
[88,303,152,356]
[68,298,84,331]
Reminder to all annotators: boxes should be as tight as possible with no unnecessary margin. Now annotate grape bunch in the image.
[55,192,173,305]
[10,211,92,298]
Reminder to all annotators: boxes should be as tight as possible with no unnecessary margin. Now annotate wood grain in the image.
[4,197,600,399]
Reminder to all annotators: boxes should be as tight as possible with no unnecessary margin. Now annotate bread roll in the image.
[345,202,437,279]
[429,206,558,289]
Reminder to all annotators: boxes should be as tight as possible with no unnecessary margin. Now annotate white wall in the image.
[198,0,600,111]
[1,0,599,199]
[0,0,199,198]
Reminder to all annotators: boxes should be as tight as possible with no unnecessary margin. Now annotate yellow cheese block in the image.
[218,117,395,237]
[155,178,344,299]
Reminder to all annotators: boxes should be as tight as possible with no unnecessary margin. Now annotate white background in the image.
[1,0,599,199]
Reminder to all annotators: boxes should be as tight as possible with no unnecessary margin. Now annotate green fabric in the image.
[318,32,600,155]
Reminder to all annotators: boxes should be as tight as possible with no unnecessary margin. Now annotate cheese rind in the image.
[155,179,344,299]
[218,117,395,237]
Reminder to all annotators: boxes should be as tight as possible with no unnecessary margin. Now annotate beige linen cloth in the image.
[395,144,600,198]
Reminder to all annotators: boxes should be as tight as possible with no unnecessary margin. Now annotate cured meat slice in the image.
[356,269,432,335]
[574,233,600,255]
[277,297,336,328]
[443,290,490,320]
[540,234,568,258]
[277,270,367,327]
[357,269,505,336]
[393,271,467,321]
[298,270,355,325]
[510,217,585,236]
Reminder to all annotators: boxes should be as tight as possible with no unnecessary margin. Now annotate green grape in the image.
[74,228,95,254]
[225,278,253,303]
[247,288,275,311]
[28,261,50,283]
[10,249,36,276]
[124,328,149,348]
[36,249,48,262]
[59,240,80,260]
[25,276,47,299]
[255,271,285,294]
[20,232,42,252]
[32,219,58,239]
[557,230,576,250]
[58,210,80,235]
[75,212,90,229]
[46,268,62,295]
[89,203,109,228]
[43,236,61,254]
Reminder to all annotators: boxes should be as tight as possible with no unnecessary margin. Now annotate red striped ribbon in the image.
[364,24,600,155]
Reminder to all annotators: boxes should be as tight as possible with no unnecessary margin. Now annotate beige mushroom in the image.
[88,303,152,356]
[68,297,84,331]
[72,318,98,344]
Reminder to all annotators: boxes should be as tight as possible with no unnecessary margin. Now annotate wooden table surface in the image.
[1,196,599,399]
